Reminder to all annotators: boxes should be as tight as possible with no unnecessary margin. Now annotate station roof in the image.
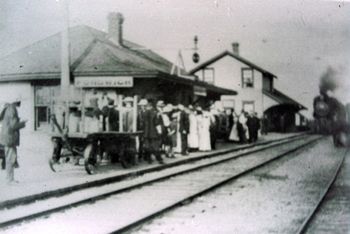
[263,89,307,110]
[189,50,277,78]
[0,25,236,95]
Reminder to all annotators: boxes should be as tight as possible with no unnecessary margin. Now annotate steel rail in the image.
[0,135,319,230]
[0,133,307,210]
[110,136,321,234]
[295,149,348,234]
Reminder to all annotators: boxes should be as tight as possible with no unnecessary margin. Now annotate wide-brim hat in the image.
[5,95,24,104]
[177,104,184,110]
[123,97,134,103]
[164,103,174,112]
[196,106,202,111]
[138,99,148,106]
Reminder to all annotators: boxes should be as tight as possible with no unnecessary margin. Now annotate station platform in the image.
[0,131,305,207]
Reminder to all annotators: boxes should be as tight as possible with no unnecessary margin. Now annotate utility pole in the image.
[60,0,70,128]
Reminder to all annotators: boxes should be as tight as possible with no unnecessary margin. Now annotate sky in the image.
[0,0,349,117]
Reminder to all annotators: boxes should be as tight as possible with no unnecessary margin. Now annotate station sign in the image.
[75,76,134,88]
[193,86,207,96]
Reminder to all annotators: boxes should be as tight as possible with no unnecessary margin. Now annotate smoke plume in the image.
[319,66,338,95]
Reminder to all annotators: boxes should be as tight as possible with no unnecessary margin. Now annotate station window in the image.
[222,99,235,109]
[34,85,60,130]
[242,101,255,113]
[202,67,215,84]
[241,68,254,88]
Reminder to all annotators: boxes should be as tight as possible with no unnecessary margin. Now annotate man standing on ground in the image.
[249,112,261,142]
[137,99,148,162]
[143,100,164,164]
[178,104,189,155]
[0,97,26,185]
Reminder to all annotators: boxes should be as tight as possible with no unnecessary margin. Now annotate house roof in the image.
[263,89,307,110]
[189,50,277,78]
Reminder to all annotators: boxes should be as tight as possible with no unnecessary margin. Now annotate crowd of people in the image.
[60,96,265,165]
[227,109,262,144]
[137,99,217,164]
[0,94,264,184]
[136,99,263,165]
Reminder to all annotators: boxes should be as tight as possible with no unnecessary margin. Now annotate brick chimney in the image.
[232,42,239,55]
[107,12,124,46]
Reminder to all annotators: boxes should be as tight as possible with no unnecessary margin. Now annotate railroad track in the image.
[296,148,348,234]
[0,133,307,209]
[0,134,321,233]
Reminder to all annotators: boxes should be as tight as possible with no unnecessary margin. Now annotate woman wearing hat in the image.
[162,104,175,158]
[187,105,199,152]
[197,108,211,151]
[122,97,134,132]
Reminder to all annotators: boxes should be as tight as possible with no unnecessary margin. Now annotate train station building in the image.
[0,13,236,132]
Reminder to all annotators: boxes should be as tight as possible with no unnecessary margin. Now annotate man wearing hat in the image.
[143,100,164,164]
[102,98,119,131]
[0,97,27,185]
[137,99,148,162]
[178,104,190,155]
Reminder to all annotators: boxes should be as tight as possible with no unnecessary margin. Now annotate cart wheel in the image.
[84,144,98,175]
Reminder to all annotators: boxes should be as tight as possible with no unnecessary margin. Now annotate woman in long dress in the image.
[187,107,199,151]
[229,112,239,142]
[198,111,211,151]
[237,110,248,143]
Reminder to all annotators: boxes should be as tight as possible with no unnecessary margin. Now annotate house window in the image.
[263,75,273,92]
[241,68,254,88]
[203,67,215,84]
[242,101,255,113]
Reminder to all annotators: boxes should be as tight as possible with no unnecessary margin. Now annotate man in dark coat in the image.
[101,99,119,131]
[178,104,190,155]
[137,99,148,162]
[251,112,261,142]
[143,100,164,164]
[209,108,219,150]
[0,99,26,184]
[246,112,254,143]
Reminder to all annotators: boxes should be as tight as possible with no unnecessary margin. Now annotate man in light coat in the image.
[0,98,26,185]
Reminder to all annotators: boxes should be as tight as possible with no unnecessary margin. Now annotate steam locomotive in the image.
[313,93,349,147]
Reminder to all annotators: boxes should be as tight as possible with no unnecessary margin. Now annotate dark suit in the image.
[179,111,189,155]
[210,114,219,150]
[102,106,119,131]
[247,116,260,142]
[143,108,163,163]
[137,109,146,160]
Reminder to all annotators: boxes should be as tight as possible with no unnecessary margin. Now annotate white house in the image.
[190,43,306,132]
